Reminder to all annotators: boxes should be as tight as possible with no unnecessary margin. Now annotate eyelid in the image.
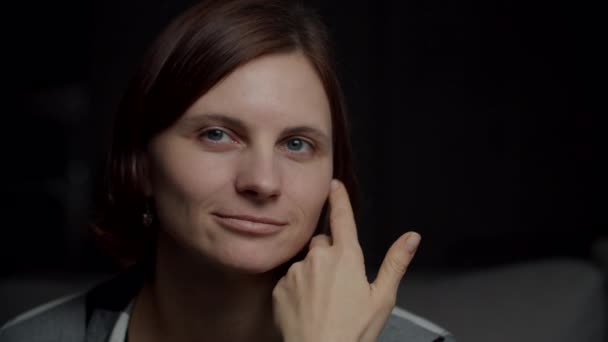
[282,136,317,152]
[199,126,240,143]
[197,127,319,154]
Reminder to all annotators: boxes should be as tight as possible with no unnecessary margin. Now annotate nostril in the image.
[243,189,259,197]
[237,185,280,201]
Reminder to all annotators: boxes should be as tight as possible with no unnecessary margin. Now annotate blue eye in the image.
[285,138,312,152]
[202,129,230,142]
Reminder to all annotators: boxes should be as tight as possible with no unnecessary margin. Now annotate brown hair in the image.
[93,0,358,266]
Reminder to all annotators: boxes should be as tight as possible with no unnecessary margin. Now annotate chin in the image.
[162,222,312,276]
[217,247,298,275]
[206,237,306,275]
[202,256,290,276]
[219,260,285,275]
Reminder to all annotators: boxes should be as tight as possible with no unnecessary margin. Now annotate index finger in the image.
[328,179,359,247]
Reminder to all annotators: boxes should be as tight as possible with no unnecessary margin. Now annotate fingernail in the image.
[404,233,421,254]
[331,179,339,190]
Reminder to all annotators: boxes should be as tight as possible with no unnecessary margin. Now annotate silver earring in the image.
[142,201,154,227]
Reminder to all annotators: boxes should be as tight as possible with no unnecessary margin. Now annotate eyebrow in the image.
[282,126,331,145]
[180,113,247,132]
[180,113,331,145]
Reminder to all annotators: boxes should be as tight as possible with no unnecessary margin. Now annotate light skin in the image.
[129,51,419,342]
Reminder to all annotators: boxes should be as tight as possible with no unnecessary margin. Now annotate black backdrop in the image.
[1,0,604,276]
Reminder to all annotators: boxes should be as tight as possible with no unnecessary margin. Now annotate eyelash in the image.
[198,128,237,144]
[197,127,317,155]
[281,137,315,154]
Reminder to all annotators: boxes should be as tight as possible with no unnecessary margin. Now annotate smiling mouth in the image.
[212,213,287,236]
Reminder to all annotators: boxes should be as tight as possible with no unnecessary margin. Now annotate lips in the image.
[212,213,288,235]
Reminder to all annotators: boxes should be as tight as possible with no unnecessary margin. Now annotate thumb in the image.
[372,232,421,297]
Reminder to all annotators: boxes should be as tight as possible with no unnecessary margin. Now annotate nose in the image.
[235,148,282,201]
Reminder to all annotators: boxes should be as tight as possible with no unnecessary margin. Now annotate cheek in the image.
[150,148,236,216]
[284,161,332,229]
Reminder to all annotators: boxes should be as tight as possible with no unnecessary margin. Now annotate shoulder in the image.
[379,306,456,342]
[0,292,87,342]
[0,267,143,342]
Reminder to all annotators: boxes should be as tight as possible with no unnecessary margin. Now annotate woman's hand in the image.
[272,180,421,342]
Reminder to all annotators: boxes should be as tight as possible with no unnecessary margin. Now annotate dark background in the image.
[1,0,604,278]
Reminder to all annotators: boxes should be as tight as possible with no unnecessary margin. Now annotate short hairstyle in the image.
[93,0,358,266]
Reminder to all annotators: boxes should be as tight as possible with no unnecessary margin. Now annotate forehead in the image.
[182,52,332,133]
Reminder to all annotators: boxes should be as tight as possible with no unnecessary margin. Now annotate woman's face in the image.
[145,52,333,274]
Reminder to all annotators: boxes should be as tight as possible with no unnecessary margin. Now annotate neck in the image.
[129,234,283,342]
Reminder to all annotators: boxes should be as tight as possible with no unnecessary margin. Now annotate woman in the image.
[1,1,454,341]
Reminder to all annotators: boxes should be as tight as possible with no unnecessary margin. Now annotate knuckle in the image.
[286,261,302,278]
[272,279,287,299]
[311,234,326,242]
[309,234,329,247]
[272,284,282,298]
[387,256,408,276]
[306,250,329,271]
[291,261,306,281]
[338,244,364,262]
[307,246,328,259]
[289,260,303,270]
